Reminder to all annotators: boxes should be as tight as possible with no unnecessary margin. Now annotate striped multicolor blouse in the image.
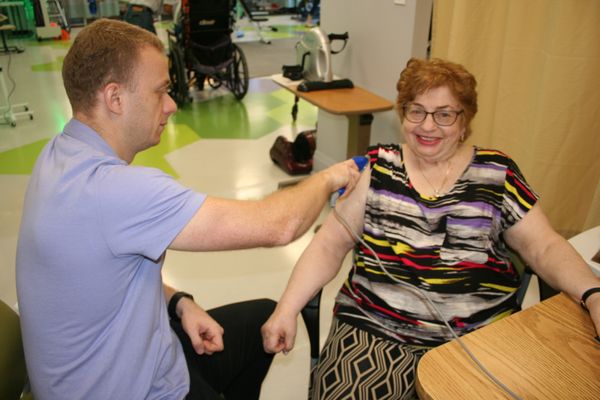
[334,144,539,347]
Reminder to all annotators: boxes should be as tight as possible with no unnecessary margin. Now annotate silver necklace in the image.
[419,159,452,198]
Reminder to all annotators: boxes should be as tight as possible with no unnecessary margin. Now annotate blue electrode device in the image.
[337,156,369,196]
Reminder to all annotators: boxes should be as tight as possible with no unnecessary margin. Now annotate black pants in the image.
[170,299,276,400]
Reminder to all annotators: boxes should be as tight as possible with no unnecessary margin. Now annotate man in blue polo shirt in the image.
[16,19,361,399]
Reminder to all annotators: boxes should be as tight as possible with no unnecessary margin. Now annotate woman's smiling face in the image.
[402,86,466,163]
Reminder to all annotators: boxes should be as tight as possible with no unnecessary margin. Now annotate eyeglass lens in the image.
[404,105,461,126]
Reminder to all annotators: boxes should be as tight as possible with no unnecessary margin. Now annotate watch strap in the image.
[168,291,194,321]
[579,287,600,311]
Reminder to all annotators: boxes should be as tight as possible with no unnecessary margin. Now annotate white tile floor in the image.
[0,20,346,400]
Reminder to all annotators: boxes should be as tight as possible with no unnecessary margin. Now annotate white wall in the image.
[314,0,432,167]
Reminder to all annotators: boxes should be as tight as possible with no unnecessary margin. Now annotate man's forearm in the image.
[263,169,335,245]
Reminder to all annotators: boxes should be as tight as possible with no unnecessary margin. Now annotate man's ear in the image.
[103,82,125,115]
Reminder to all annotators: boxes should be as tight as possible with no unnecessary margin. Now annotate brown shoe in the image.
[292,130,316,162]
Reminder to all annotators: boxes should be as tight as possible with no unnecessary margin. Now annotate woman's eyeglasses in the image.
[402,104,463,126]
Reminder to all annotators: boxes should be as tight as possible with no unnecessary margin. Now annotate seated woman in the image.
[261,58,600,399]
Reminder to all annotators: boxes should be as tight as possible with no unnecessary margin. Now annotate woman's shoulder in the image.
[367,143,403,166]
[473,146,518,166]
[367,143,401,154]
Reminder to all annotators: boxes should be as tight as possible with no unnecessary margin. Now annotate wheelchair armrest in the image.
[300,289,322,368]
[510,249,558,307]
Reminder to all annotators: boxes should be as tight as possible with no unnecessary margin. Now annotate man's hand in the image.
[261,307,298,354]
[179,298,225,355]
[321,157,365,198]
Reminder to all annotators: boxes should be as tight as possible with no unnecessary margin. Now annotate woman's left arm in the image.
[504,204,600,335]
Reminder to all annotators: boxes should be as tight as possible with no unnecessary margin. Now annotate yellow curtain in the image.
[431,0,600,238]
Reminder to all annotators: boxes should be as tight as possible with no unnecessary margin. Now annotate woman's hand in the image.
[179,298,225,355]
[261,306,298,354]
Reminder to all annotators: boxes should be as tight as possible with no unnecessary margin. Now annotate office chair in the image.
[300,289,322,369]
[0,300,32,400]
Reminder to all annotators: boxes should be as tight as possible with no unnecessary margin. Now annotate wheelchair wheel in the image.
[168,44,189,106]
[208,76,222,89]
[227,44,249,100]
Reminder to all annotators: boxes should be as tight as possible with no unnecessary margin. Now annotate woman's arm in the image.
[504,204,600,334]
[261,167,371,353]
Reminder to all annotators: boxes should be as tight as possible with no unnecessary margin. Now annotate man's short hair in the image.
[62,19,164,114]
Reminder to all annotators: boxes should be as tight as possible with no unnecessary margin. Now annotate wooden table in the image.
[272,74,394,158]
[416,293,600,399]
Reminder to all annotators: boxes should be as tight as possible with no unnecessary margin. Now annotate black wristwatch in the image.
[168,291,194,321]
[579,287,600,311]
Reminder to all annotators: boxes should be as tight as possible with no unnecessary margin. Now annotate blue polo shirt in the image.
[16,119,205,399]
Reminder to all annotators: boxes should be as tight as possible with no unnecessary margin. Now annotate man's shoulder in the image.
[92,164,175,204]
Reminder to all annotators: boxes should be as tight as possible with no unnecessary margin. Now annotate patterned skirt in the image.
[309,318,428,400]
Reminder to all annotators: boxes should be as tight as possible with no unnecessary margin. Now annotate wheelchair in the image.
[168,0,249,105]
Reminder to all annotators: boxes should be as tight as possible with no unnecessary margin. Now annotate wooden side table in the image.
[272,74,394,158]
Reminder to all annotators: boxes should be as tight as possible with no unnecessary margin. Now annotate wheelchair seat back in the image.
[184,0,232,41]
[183,0,234,67]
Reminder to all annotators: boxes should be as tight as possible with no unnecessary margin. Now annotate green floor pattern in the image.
[31,56,65,72]
[8,20,316,177]
[0,138,50,175]
[239,24,311,40]
[0,89,316,176]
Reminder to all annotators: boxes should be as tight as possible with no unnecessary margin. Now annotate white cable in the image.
[332,207,523,400]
